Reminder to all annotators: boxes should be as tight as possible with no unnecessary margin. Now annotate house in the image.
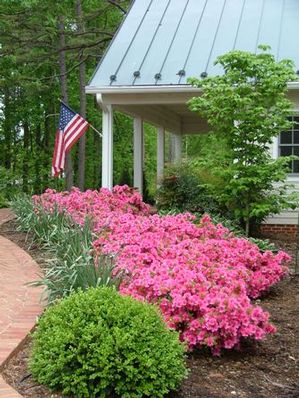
[86,0,299,235]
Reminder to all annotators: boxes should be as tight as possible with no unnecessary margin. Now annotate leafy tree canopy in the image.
[188,46,299,234]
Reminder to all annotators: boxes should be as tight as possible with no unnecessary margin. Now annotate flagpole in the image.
[58,98,102,137]
[89,124,102,137]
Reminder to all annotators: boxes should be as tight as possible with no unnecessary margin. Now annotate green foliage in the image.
[0,166,21,201]
[31,225,122,304]
[248,237,278,253]
[210,214,278,252]
[156,161,228,216]
[0,0,131,194]
[210,214,243,235]
[12,195,121,304]
[0,193,8,208]
[188,46,299,234]
[30,287,187,398]
[11,194,36,231]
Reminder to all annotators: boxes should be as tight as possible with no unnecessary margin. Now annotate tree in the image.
[188,46,298,235]
[0,0,130,194]
[76,0,87,191]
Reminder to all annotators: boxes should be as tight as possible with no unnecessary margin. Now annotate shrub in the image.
[29,188,290,354]
[32,185,151,232]
[156,162,224,215]
[30,287,187,398]
[94,213,290,354]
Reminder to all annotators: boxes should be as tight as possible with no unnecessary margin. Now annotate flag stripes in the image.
[64,116,89,151]
[51,103,89,177]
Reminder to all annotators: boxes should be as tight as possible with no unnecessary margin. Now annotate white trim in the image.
[287,175,299,182]
[87,81,299,95]
[96,93,108,112]
[133,117,143,194]
[87,85,201,95]
[102,105,113,189]
[174,134,182,163]
[288,81,299,90]
[157,127,165,186]
[272,136,279,159]
[276,113,299,178]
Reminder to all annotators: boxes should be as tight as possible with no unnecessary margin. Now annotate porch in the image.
[85,85,209,193]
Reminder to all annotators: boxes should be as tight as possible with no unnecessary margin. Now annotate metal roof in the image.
[88,0,299,88]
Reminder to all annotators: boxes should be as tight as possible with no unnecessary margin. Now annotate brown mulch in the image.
[0,220,298,398]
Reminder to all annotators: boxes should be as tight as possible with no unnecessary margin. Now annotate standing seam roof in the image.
[88,0,299,87]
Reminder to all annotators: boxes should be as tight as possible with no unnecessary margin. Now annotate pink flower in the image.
[33,186,290,354]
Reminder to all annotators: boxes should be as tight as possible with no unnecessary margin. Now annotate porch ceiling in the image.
[95,89,210,135]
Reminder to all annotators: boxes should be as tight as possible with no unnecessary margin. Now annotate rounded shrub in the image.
[30,287,187,398]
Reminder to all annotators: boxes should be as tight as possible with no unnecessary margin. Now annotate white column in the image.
[169,132,182,164]
[174,133,182,163]
[157,126,165,186]
[133,117,143,194]
[101,105,113,189]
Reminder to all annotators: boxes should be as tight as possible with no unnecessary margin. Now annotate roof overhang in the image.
[86,84,201,95]
[86,82,299,135]
[86,81,299,95]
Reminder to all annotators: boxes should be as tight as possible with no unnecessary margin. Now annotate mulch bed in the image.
[0,220,298,398]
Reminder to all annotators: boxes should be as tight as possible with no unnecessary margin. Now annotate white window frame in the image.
[273,110,299,182]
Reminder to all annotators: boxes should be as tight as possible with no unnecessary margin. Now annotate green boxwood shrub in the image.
[30,287,187,398]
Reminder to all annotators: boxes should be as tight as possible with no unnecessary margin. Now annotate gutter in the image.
[86,81,299,95]
[85,85,202,95]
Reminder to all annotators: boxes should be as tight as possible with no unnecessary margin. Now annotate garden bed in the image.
[0,219,298,398]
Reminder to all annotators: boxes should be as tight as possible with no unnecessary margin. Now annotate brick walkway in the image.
[0,209,43,397]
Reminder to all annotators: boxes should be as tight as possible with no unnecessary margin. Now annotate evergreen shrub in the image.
[30,287,187,398]
[156,162,226,216]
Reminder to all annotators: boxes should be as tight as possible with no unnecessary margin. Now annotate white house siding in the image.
[265,135,299,225]
[264,93,299,226]
[265,178,299,225]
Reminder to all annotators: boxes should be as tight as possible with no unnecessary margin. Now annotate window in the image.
[279,116,299,173]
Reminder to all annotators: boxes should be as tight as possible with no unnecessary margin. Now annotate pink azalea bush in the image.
[33,186,290,354]
[32,185,151,231]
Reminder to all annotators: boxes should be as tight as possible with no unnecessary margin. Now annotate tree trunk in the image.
[245,200,250,237]
[76,0,87,191]
[58,17,73,190]
[23,121,30,193]
[34,124,41,193]
[3,88,12,170]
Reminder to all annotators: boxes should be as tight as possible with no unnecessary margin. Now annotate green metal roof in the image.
[88,0,299,87]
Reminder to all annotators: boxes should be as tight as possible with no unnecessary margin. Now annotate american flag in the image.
[52,102,89,177]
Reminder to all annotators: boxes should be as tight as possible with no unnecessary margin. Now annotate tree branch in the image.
[106,0,127,14]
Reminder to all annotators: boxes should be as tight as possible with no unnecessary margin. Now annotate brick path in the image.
[0,209,43,397]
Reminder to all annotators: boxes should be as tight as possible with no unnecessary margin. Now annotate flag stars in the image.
[59,104,76,130]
